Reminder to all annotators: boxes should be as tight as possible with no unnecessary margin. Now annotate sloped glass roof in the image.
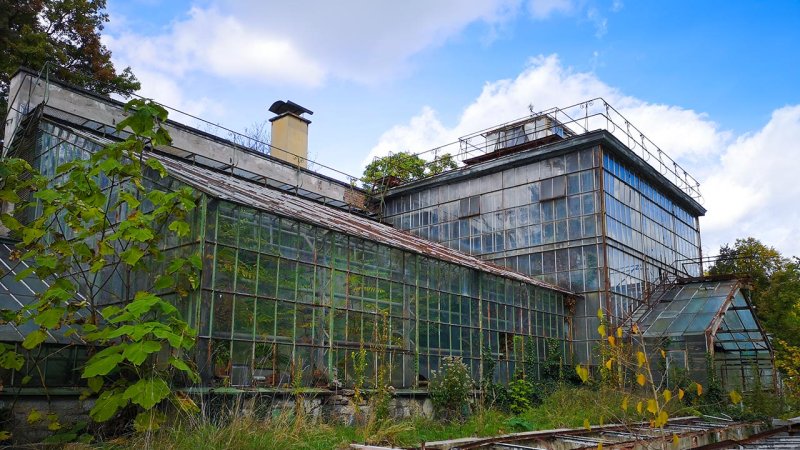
[0,240,85,345]
[635,278,770,354]
[639,279,738,337]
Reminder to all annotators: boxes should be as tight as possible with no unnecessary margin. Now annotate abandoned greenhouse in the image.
[0,69,574,392]
[0,67,775,399]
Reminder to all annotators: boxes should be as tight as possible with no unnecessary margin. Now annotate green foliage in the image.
[361,151,458,188]
[1,0,139,135]
[0,99,200,432]
[429,356,474,422]
[507,377,536,415]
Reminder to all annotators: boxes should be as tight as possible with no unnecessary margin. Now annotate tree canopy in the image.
[362,152,457,188]
[0,0,139,135]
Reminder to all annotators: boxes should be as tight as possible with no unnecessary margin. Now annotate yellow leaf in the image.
[729,390,742,404]
[576,364,589,383]
[637,351,647,367]
[597,307,604,319]
[597,443,603,450]
[647,399,658,415]
[598,324,607,337]
[672,433,680,448]
[678,388,685,400]
[660,349,666,358]
[47,421,61,431]
[636,401,643,414]
[696,382,703,396]
[616,327,623,338]
[663,389,672,402]
[0,431,10,441]
[584,418,591,430]
[632,323,640,334]
[27,409,43,424]
[607,335,616,346]
[605,358,613,370]
[636,373,646,386]
[621,396,629,412]
[655,410,669,427]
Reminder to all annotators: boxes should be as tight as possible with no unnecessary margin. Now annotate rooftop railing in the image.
[409,98,702,201]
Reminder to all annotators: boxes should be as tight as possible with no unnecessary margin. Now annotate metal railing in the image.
[404,98,703,201]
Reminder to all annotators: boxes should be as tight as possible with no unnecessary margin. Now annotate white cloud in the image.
[105,1,523,89]
[365,55,800,257]
[701,106,800,257]
[365,55,725,166]
[527,0,574,19]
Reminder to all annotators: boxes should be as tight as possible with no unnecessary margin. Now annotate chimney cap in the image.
[269,100,313,117]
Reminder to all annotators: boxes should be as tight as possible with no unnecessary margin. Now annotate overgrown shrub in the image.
[507,378,536,414]
[429,356,474,422]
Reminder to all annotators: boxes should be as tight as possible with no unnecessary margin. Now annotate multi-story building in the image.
[381,103,706,362]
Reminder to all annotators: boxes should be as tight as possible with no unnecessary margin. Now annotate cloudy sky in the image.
[103,0,800,258]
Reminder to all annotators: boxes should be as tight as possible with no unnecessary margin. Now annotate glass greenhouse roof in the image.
[636,278,770,353]
[0,240,86,345]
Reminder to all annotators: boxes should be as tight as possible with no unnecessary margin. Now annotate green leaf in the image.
[22,329,47,349]
[152,328,186,349]
[34,255,59,270]
[168,220,190,237]
[124,227,154,242]
[0,213,22,231]
[97,157,123,174]
[123,341,162,366]
[0,349,24,370]
[188,253,202,270]
[33,189,60,203]
[145,158,167,178]
[125,292,160,318]
[34,308,65,328]
[82,353,124,378]
[90,390,128,422]
[122,378,170,410]
[121,247,145,266]
[169,357,199,382]
[153,275,175,291]
[88,376,103,393]
[119,191,141,209]
[133,410,166,432]
[22,227,45,245]
[166,258,184,274]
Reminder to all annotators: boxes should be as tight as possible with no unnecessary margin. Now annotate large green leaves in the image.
[122,378,170,410]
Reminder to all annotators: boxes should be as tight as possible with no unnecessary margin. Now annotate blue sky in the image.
[102,0,800,257]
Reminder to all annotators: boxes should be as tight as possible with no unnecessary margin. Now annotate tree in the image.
[0,0,139,137]
[361,151,457,188]
[708,237,787,294]
[0,99,199,436]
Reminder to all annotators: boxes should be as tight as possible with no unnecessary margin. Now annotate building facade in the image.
[381,113,706,362]
[0,69,574,391]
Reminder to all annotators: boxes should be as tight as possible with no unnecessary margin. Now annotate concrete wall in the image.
[3,69,365,210]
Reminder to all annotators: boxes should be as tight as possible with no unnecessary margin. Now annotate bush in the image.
[507,378,536,414]
[429,356,474,422]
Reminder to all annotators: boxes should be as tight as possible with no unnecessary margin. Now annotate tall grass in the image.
[90,386,707,449]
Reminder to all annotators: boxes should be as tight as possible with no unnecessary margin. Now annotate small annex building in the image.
[629,276,775,393]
